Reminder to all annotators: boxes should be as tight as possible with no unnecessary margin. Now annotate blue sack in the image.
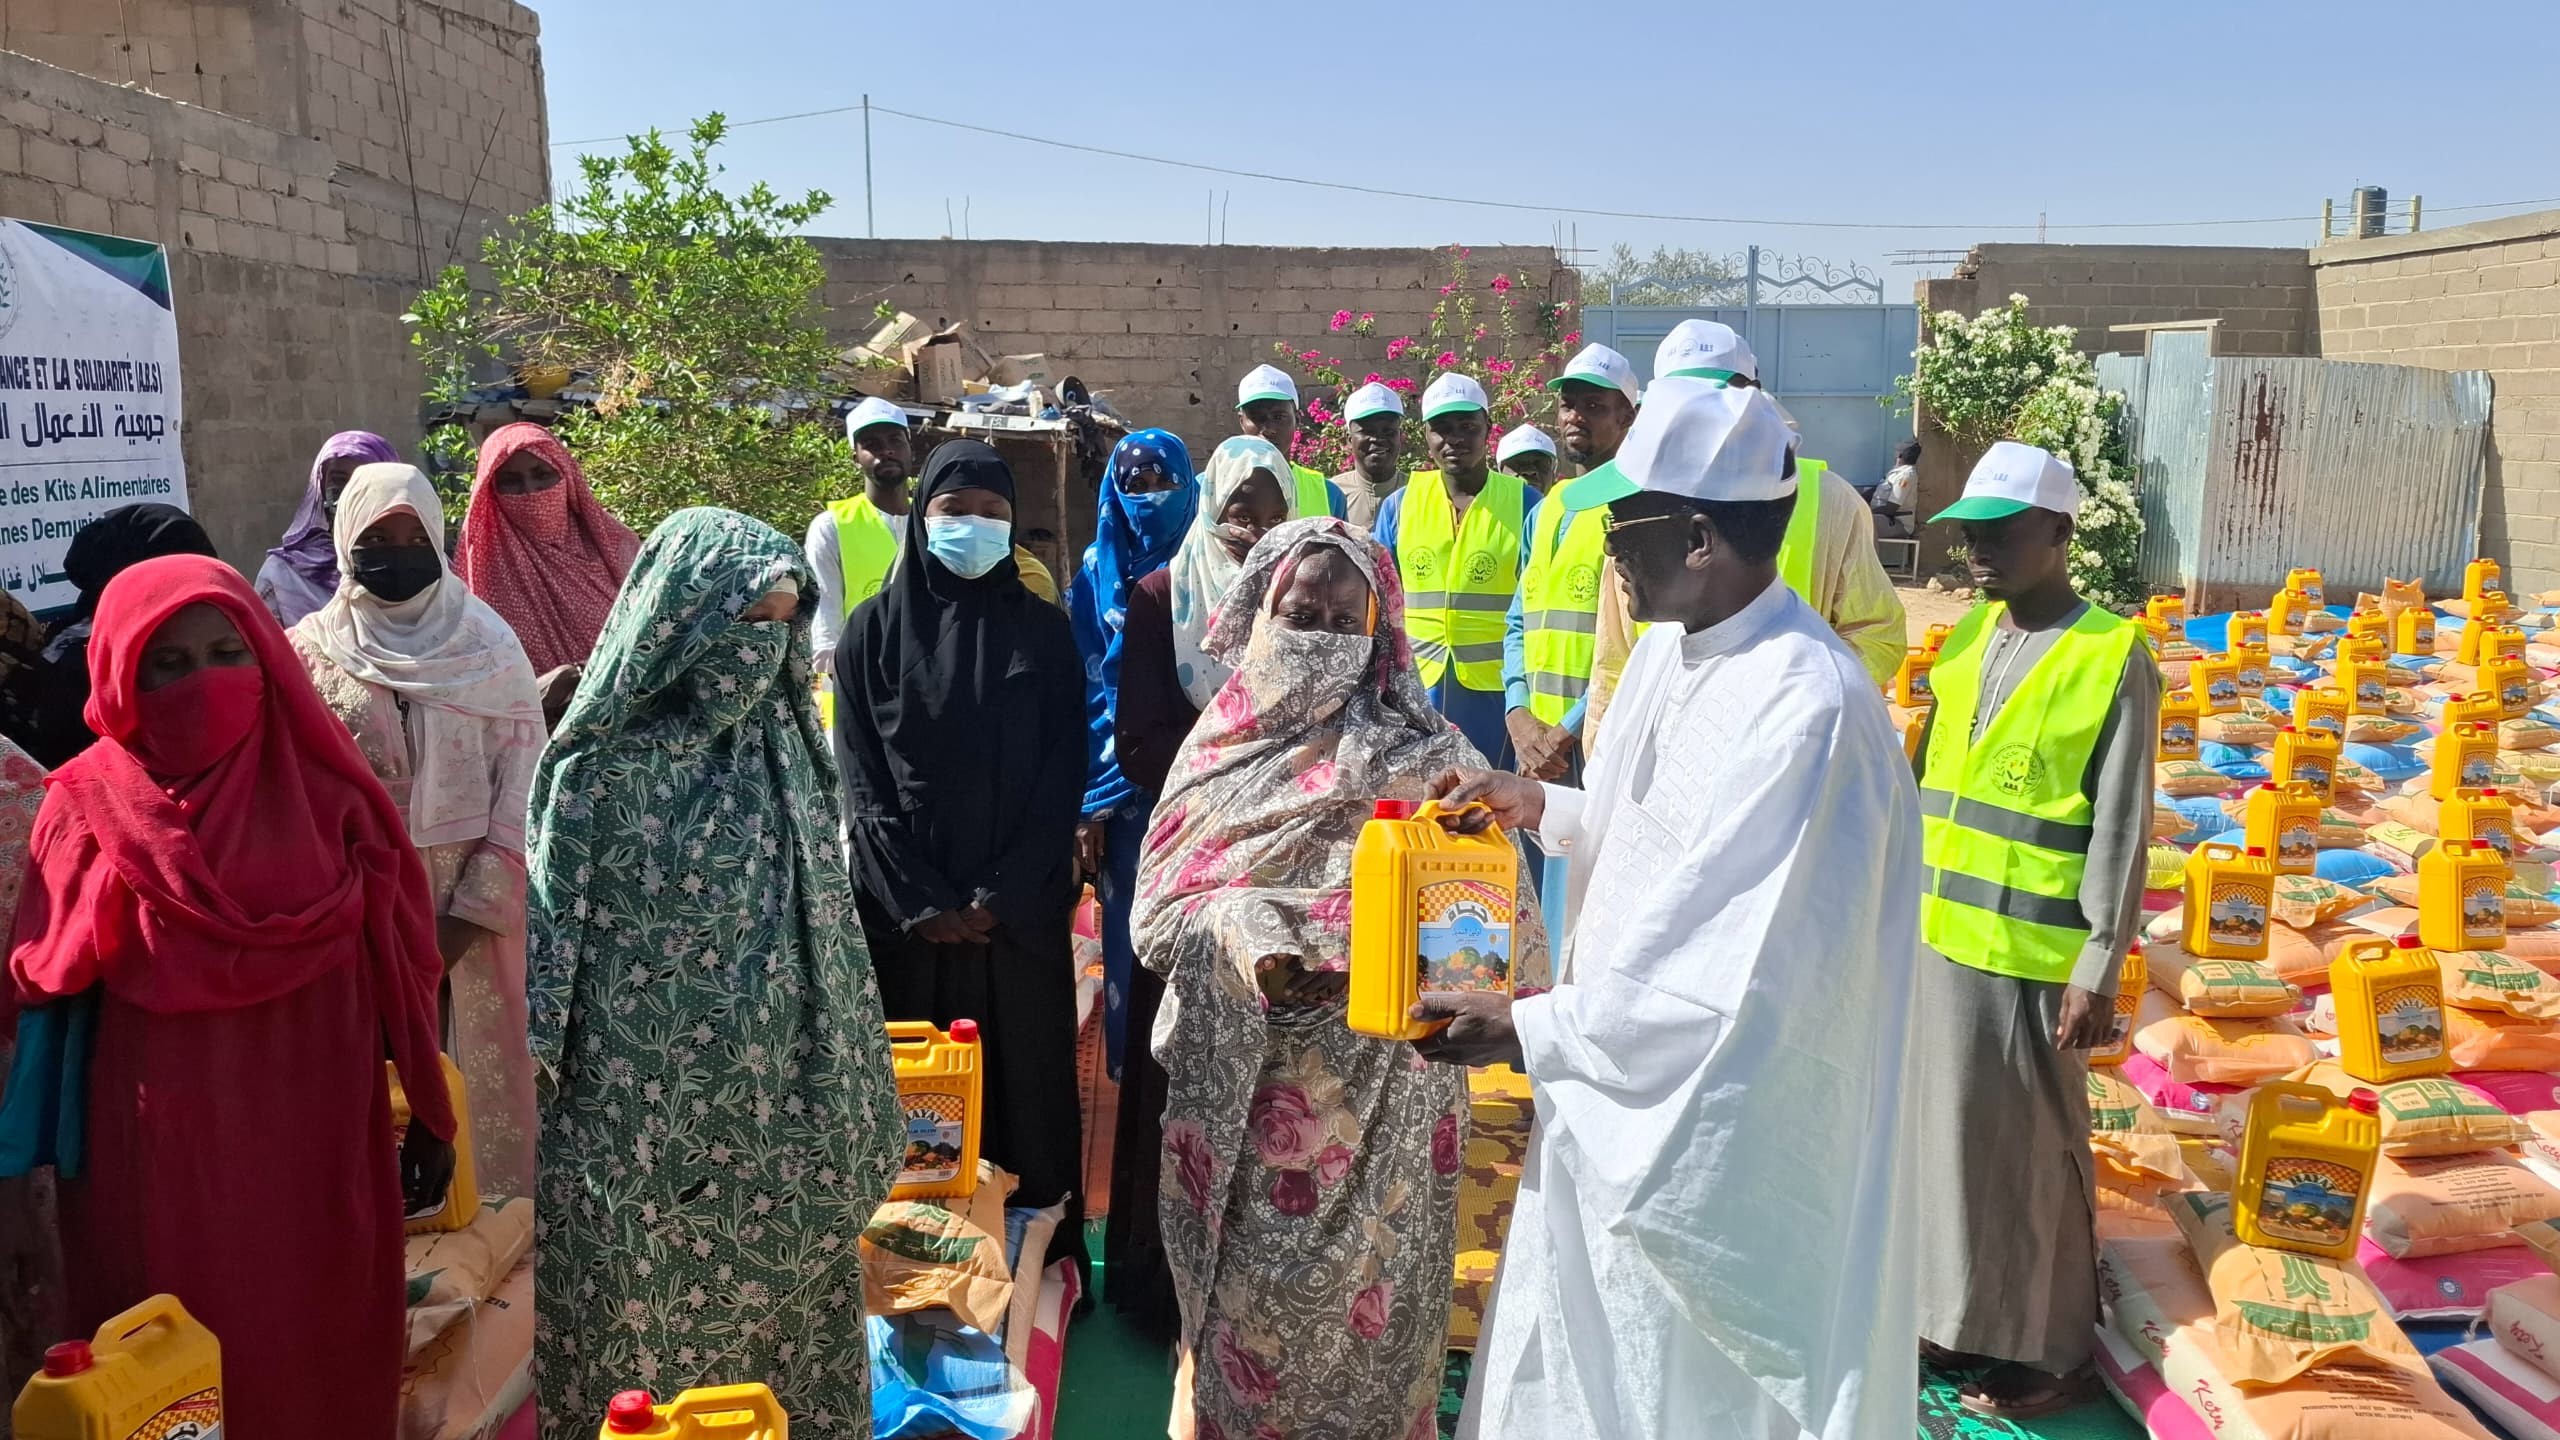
[869,1311,1032,1440]
[2160,794,2233,845]
[2315,848,2399,887]
[2344,742,2425,783]
[0,990,96,1179]
[2200,742,2270,783]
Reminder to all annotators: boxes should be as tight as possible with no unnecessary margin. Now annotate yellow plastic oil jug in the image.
[2183,842,2274,961]
[2192,652,2242,714]
[2088,941,2146,1068]
[2231,610,2269,649]
[1920,622,1953,657]
[2157,687,2201,761]
[2484,652,2534,720]
[2338,633,2387,667]
[2419,840,2509,953]
[1893,645,1934,708]
[387,1054,479,1235]
[2337,655,2390,717]
[2272,725,2340,804]
[2292,685,2347,741]
[2146,593,2187,631]
[886,1019,982,1203]
[2289,568,2327,607]
[2442,788,2519,863]
[2232,641,2272,698]
[2467,557,2504,612]
[1349,798,1518,1041]
[2272,588,2309,638]
[2396,605,2437,655]
[2459,601,2511,666]
[602,1384,787,1438]
[2330,935,2452,1083]
[2231,1081,2380,1260]
[2430,720,2499,802]
[2347,609,2389,651]
[11,1295,222,1440]
[2243,781,2323,876]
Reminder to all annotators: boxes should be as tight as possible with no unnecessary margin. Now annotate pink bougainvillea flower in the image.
[1359,311,1374,324]
[1329,308,1353,332]
[1564,330,1583,346]
[1384,337,1414,360]
[1298,348,1322,364]
[1487,357,1514,376]
[1434,350,1458,369]
[1471,325,1487,342]
[1490,273,1513,293]
[1437,283,1455,296]
[1362,371,1383,384]
[1385,376,1417,393]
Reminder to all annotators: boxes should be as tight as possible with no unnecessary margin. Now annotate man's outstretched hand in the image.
[1426,768,1546,835]
[1409,990,1523,1068]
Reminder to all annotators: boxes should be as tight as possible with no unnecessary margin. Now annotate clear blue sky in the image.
[534,0,2559,282]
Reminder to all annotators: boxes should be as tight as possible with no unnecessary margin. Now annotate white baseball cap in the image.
[1421,371,1488,421]
[1343,382,1404,422]
[1237,364,1299,409]
[1653,320,1757,383]
[1934,440,2079,523]
[1576,377,1796,505]
[845,395,910,443]
[1496,424,1557,464]
[1544,343,1640,408]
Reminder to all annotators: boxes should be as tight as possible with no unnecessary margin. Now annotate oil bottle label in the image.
[899,1094,967,1186]
[2277,820,2318,866]
[2160,718,2197,756]
[2206,675,2239,708]
[2289,755,2334,791]
[2373,985,2446,1065]
[2465,878,2507,943]
[2477,823,2515,860]
[2305,712,2343,739]
[1416,880,1512,994]
[2413,620,2436,648]
[2355,677,2387,709]
[2238,661,2265,691]
[133,1389,221,1440]
[2207,881,2270,949]
[1909,669,1932,700]
[2300,581,2325,604]
[2254,1157,2362,1249]
[2461,752,2496,788]
[2503,678,2531,713]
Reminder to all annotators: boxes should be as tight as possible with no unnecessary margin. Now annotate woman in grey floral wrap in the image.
[526,508,901,1439]
[1133,516,1545,1440]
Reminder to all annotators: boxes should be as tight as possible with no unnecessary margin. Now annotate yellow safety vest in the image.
[1398,468,1526,692]
[1292,463,1335,521]
[1519,464,1614,724]
[1775,458,1826,603]
[1918,601,2139,982]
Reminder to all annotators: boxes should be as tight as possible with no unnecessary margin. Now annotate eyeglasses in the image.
[1600,512,1688,553]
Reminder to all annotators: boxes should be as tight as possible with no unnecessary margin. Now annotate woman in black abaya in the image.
[835,440,1090,1266]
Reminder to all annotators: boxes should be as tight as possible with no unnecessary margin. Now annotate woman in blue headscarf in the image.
[1067,428,1199,1076]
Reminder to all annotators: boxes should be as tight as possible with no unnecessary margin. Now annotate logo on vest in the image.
[1411,550,1439,579]
[1566,564,1600,606]
[1989,742,2047,798]
[1463,551,1498,586]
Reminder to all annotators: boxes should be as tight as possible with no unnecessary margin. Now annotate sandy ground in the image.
[1899,580,1976,640]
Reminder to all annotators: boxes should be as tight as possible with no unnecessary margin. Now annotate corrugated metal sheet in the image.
[2119,331,2214,594]
[2195,359,2492,605]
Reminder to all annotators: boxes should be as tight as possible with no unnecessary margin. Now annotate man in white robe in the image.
[1418,378,1923,1440]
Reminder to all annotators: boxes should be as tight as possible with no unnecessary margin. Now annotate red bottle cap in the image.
[2254,782,2277,792]
[41,1341,91,1378]
[2395,934,2424,949]
[606,1391,657,1433]
[2348,1089,2380,1116]
[1372,798,1416,820]
[2245,845,2268,857]
[950,1018,980,1045]
[2486,788,2503,797]
[2280,724,2298,734]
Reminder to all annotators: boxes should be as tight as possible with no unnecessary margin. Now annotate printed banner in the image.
[0,218,185,612]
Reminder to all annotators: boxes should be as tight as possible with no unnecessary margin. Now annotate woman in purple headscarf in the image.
[254,431,399,627]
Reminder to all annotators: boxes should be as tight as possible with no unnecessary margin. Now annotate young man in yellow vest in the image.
[806,397,1057,725]
[1909,441,2157,1421]
[1235,364,1348,521]
[1505,342,1639,785]
[1373,371,1539,768]
[1333,380,1407,529]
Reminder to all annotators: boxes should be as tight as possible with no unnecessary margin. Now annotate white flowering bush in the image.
[1900,295,2143,608]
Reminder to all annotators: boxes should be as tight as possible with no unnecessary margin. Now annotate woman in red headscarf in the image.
[2,556,454,1439]
[453,423,642,675]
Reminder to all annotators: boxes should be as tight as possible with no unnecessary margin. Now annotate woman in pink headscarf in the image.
[452,424,640,675]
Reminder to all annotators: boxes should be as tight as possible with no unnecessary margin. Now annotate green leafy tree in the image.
[1582,243,1740,306]
[405,114,856,535]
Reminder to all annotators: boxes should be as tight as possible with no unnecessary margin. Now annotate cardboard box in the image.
[913,333,970,404]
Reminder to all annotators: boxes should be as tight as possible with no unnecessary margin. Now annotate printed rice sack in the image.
[2279,1063,2530,1155]
[2431,1337,2560,1440]
[2348,715,2427,745]
[859,1160,1018,1332]
[2159,759,2236,798]
[2155,803,2190,842]
[2163,1190,2426,1386]
[2489,1275,2560,1385]
[404,1195,536,1359]
[2201,707,2279,747]
[2503,927,2560,969]
[2364,823,2440,870]
[2088,1067,2175,1135]
[2513,1216,2560,1273]
[2269,874,2370,929]
[2356,1237,2547,1320]
[2146,942,2298,1017]
[2366,1151,2560,1258]
[2456,1071,2560,1116]
[2119,1052,2235,1135]
[2439,949,2560,1019]
[2447,1007,2560,1072]
[2133,989,2323,1084]
[2507,717,2560,751]
[399,1254,535,1440]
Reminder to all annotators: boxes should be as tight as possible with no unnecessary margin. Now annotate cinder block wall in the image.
[1918,243,2319,359]
[0,0,546,571]
[812,239,1579,462]
[2314,211,2560,589]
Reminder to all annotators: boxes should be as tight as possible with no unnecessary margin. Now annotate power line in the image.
[550,102,2560,236]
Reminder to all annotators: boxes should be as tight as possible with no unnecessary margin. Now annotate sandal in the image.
[1956,1363,2096,1420]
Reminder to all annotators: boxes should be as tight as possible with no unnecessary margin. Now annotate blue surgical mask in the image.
[925,514,1012,579]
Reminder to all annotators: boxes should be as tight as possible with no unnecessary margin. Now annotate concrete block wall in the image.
[2314,210,2560,588]
[0,0,546,572]
[1918,243,2318,359]
[812,239,1579,461]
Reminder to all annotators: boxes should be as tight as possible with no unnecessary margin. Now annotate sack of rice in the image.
[2157,758,2233,798]
[2202,708,2279,747]
[2119,1052,2236,1135]
[2488,1274,2560,1384]
[2279,1062,2531,1156]
[2506,716,2560,751]
[2270,873,2371,928]
[2440,949,2560,1019]
[2154,803,2190,841]
[2133,989,2322,1084]
[2348,715,2427,745]
[2148,942,2299,1017]
[2366,1151,2560,1258]
[2163,1190,2427,1386]
[2088,1067,2177,1135]
[2447,1007,2560,1071]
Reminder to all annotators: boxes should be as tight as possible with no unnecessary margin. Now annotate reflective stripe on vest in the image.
[1775,458,1825,604]
[818,495,902,731]
[1398,468,1527,692]
[1292,464,1334,521]
[1918,600,2139,981]
[1519,465,1613,724]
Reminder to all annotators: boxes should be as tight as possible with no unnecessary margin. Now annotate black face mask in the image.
[351,545,442,603]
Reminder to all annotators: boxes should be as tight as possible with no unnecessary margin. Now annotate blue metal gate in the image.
[1579,248,1919,489]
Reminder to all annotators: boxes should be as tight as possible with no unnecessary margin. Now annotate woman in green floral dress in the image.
[527,508,901,1439]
